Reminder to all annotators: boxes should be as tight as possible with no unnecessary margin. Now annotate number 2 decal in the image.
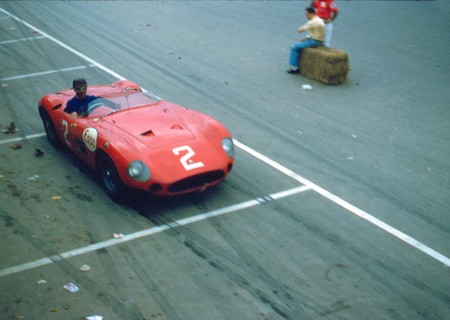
[173,146,205,171]
[61,119,71,146]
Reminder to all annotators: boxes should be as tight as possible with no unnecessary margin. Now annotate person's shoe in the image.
[287,68,300,74]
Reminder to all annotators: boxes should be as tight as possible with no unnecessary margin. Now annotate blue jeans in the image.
[289,38,323,68]
[324,23,333,47]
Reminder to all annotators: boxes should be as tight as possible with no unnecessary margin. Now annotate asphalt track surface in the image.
[0,1,449,319]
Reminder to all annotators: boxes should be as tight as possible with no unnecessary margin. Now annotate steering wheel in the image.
[85,98,119,116]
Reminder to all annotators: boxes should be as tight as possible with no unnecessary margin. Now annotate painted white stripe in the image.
[0,65,95,81]
[1,137,449,269]
[0,8,126,81]
[233,139,450,267]
[0,186,311,278]
[0,132,46,145]
[0,35,46,45]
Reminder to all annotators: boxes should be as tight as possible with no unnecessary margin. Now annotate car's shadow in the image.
[123,185,223,225]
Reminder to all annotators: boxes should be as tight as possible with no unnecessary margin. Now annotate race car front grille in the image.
[168,170,225,194]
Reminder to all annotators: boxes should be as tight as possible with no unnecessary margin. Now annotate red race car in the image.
[38,80,234,200]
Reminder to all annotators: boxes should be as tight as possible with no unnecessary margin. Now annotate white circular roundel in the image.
[82,128,98,152]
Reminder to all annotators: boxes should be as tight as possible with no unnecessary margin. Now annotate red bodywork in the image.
[38,80,234,196]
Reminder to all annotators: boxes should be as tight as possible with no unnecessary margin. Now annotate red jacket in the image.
[311,0,339,20]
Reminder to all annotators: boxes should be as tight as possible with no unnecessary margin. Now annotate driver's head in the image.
[72,78,87,99]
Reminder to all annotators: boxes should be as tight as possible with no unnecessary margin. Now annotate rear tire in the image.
[39,108,60,148]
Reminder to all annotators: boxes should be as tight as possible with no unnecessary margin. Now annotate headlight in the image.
[127,160,151,182]
[222,138,234,158]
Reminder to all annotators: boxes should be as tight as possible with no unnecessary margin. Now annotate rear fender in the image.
[38,95,65,112]
[110,80,142,92]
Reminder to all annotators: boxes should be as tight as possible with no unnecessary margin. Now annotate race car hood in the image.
[101,104,197,148]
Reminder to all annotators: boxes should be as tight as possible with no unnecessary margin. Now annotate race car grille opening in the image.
[168,170,225,194]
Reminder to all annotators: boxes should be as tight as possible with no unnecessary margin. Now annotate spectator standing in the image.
[311,0,339,47]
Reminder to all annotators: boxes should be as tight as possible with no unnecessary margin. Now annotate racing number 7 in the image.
[172,146,205,171]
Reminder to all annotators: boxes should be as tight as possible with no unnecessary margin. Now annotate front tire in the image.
[98,154,126,201]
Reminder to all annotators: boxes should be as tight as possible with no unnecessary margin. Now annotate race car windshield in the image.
[86,92,161,117]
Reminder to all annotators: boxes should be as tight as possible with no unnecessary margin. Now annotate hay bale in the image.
[300,47,349,85]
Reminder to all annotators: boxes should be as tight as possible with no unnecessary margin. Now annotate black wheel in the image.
[39,108,60,148]
[98,154,126,201]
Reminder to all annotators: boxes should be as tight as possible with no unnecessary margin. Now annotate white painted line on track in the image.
[0,185,311,278]
[0,8,126,81]
[1,7,448,271]
[0,64,96,82]
[233,139,450,267]
[0,132,46,145]
[0,35,46,45]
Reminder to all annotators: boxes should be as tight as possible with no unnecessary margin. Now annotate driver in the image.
[64,78,97,117]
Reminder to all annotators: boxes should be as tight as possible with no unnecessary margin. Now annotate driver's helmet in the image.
[72,78,87,89]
